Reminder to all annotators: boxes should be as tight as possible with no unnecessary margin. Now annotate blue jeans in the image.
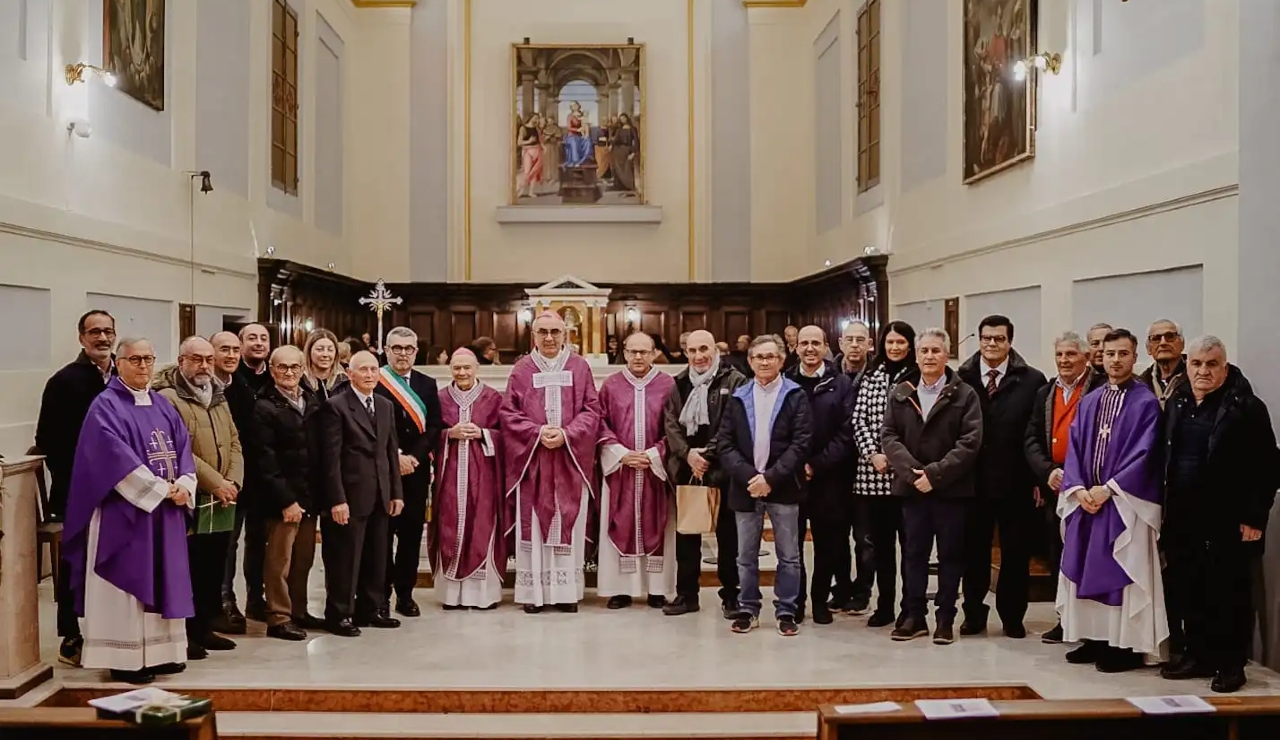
[735,500,803,619]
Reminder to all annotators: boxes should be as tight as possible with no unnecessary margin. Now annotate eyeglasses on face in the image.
[273,363,304,375]
[536,329,564,338]
[82,328,116,339]
[121,355,156,367]
[184,355,216,366]
[387,345,417,355]
[751,353,781,362]
[979,335,1009,345]
[623,348,651,357]
[1149,332,1181,343]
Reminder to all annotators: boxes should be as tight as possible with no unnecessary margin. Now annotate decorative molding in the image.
[495,206,664,224]
[0,220,257,280]
[742,0,808,7]
[350,0,417,8]
[889,185,1239,276]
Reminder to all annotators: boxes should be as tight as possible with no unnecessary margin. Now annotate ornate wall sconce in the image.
[65,62,117,87]
[1013,52,1063,81]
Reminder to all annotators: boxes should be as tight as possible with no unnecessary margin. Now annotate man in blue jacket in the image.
[785,326,856,625]
[716,335,813,636]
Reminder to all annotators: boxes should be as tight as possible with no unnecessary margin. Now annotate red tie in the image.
[986,369,999,395]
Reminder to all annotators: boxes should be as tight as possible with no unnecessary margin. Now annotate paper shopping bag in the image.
[675,480,720,535]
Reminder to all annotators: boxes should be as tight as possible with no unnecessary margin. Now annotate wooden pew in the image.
[818,696,1280,740]
[0,708,216,739]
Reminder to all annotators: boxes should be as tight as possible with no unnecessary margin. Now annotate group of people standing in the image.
[32,307,1276,696]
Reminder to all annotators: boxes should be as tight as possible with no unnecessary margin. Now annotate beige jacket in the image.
[153,364,244,495]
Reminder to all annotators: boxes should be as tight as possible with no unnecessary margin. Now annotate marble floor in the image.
[32,572,1280,701]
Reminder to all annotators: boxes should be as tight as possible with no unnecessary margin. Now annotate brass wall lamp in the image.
[65,62,117,88]
[1013,52,1063,80]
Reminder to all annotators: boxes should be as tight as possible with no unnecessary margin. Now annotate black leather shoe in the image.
[1003,623,1027,639]
[1041,623,1064,644]
[933,622,955,645]
[891,618,930,641]
[606,595,632,610]
[395,598,422,618]
[523,604,544,614]
[959,619,987,636]
[357,613,401,629]
[1096,647,1145,673]
[244,602,268,622]
[647,595,667,609]
[721,600,739,620]
[1065,640,1105,664]
[199,632,236,651]
[223,600,247,624]
[267,622,308,641]
[1161,655,1215,680]
[443,603,466,611]
[327,618,361,637]
[186,643,208,661]
[149,662,186,676]
[209,614,247,635]
[866,610,895,628]
[554,603,579,613]
[109,669,154,685]
[58,637,83,668]
[662,596,700,616]
[812,607,834,625]
[294,613,327,631]
[1212,667,1247,693]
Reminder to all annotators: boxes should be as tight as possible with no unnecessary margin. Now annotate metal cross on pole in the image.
[358,279,402,354]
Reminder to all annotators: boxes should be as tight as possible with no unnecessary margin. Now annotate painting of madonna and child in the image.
[512,44,644,206]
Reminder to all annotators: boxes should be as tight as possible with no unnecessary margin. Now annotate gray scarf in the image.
[679,353,721,435]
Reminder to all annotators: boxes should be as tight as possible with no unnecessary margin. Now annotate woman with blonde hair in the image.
[301,329,349,402]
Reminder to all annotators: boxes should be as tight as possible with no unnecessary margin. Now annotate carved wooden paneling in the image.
[257,256,889,363]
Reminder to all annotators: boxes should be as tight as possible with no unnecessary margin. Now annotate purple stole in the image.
[433,382,504,582]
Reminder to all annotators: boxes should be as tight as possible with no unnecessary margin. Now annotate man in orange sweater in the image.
[1024,330,1105,643]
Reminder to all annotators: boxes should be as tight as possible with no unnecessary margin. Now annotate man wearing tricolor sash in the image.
[432,349,506,609]
[596,332,677,609]
[374,327,444,618]
[501,312,601,613]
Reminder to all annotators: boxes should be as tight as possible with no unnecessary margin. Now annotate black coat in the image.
[662,362,748,488]
[957,349,1047,499]
[314,390,404,517]
[373,368,444,502]
[250,384,321,516]
[715,377,813,510]
[34,351,113,517]
[1023,369,1107,489]
[1161,366,1280,540]
[881,369,984,499]
[784,361,855,497]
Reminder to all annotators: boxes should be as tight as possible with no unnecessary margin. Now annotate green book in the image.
[90,688,213,726]
[195,492,236,534]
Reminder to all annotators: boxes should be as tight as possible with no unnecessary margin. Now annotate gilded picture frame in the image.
[962,0,1036,184]
[103,0,166,112]
[510,43,647,206]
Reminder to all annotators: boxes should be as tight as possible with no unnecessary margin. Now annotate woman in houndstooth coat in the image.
[849,321,918,627]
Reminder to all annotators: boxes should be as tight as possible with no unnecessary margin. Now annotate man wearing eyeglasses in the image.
[501,311,601,613]
[373,327,443,619]
[153,336,244,660]
[63,337,198,684]
[956,315,1046,639]
[36,310,117,667]
[1139,319,1187,409]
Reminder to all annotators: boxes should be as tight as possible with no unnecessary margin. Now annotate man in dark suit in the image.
[315,351,405,636]
[374,327,444,618]
[35,309,116,667]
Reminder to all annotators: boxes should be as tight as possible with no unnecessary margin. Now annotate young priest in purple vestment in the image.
[432,348,507,610]
[1058,328,1168,673]
[63,337,198,684]
[500,312,602,613]
[596,332,678,609]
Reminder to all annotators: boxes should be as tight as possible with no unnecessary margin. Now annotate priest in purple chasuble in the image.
[596,332,678,608]
[500,312,601,612]
[432,349,507,610]
[1057,328,1168,672]
[62,338,198,684]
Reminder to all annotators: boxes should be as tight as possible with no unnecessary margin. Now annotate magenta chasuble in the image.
[432,382,506,582]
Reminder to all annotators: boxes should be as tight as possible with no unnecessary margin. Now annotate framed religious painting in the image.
[511,43,646,206]
[962,0,1036,184]
[103,0,166,111]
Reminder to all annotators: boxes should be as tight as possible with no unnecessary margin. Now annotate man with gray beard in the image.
[154,336,243,658]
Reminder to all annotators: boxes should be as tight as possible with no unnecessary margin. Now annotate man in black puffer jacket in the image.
[785,326,856,625]
[956,315,1047,639]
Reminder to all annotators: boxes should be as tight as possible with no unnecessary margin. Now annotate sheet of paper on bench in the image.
[1127,695,1216,714]
[834,701,902,714]
[88,687,184,713]
[915,698,1000,720]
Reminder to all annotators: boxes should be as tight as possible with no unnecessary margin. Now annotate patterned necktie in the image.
[986,368,1000,395]
[365,396,376,419]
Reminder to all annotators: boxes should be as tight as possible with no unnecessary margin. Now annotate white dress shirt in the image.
[982,357,1010,389]
[751,376,784,471]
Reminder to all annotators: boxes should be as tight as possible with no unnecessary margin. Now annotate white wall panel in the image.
[314,14,344,237]
[196,0,251,198]
[1071,266,1204,343]
[86,292,175,363]
[0,284,52,372]
[964,286,1043,364]
[814,14,842,235]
